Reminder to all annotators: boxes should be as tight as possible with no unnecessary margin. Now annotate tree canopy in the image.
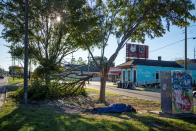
[91,0,196,67]
[0,0,100,84]
[0,0,196,102]
[77,0,196,102]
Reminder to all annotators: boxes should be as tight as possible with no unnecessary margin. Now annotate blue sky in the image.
[67,24,196,65]
[0,2,196,71]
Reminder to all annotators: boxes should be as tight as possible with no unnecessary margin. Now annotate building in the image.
[117,58,183,88]
[108,67,121,82]
[64,64,101,81]
[64,64,122,82]
[180,63,196,85]
[117,43,196,88]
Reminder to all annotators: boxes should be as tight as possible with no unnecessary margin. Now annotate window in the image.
[156,72,159,80]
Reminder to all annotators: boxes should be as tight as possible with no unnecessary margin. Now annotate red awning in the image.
[108,67,121,76]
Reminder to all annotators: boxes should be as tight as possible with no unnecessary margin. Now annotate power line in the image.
[190,25,196,27]
[150,37,196,53]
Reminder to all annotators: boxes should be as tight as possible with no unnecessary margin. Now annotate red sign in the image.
[126,43,149,59]
[108,67,121,76]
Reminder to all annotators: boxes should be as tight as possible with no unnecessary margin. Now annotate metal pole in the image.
[194,48,195,60]
[13,56,15,79]
[23,0,29,105]
[12,56,14,80]
[184,5,187,70]
[185,24,187,70]
[87,53,90,84]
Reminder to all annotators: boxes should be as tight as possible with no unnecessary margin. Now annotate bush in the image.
[29,81,49,100]
[47,81,87,99]
[12,81,49,101]
[12,80,87,101]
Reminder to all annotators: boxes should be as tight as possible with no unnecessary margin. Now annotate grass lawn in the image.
[194,106,196,113]
[135,87,161,93]
[0,97,196,131]
[0,87,195,131]
[8,78,23,85]
[85,88,160,111]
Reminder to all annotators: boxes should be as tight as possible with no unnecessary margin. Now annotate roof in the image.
[180,64,196,70]
[118,59,183,68]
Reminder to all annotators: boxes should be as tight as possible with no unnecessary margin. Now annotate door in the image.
[133,70,137,83]
[128,70,131,82]
[156,72,159,82]
[123,71,125,82]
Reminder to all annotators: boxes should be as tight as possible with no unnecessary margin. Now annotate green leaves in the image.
[84,0,196,68]
[0,0,96,60]
[0,0,101,84]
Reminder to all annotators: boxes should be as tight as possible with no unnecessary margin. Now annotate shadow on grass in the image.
[128,113,196,131]
[0,103,141,131]
[134,87,161,93]
[1,94,195,131]
[95,112,196,131]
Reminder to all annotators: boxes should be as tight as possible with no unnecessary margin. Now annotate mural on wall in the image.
[172,71,193,113]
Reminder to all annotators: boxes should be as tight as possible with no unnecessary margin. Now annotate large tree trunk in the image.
[99,68,108,103]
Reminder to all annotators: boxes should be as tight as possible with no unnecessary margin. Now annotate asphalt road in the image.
[86,82,161,102]
[86,82,196,105]
[0,77,7,86]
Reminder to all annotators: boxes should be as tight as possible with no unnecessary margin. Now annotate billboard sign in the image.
[126,43,149,59]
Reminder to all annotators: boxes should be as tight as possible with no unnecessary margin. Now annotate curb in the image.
[0,87,7,108]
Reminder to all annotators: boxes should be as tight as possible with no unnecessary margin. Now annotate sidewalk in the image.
[0,77,8,108]
[0,86,6,107]
[88,81,117,87]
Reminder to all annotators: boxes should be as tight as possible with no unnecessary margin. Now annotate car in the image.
[0,76,4,79]
[193,91,196,98]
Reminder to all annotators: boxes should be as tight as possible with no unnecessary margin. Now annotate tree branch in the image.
[108,16,144,66]
[84,43,101,69]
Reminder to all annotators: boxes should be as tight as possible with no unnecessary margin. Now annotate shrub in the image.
[12,80,49,101]
[12,80,87,101]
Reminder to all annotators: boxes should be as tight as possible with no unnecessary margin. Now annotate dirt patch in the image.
[38,89,161,114]
[47,95,95,114]
[88,93,160,112]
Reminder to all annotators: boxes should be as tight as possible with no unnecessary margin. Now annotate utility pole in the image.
[23,0,29,105]
[185,24,188,70]
[184,3,188,70]
[87,53,90,84]
[12,56,14,80]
